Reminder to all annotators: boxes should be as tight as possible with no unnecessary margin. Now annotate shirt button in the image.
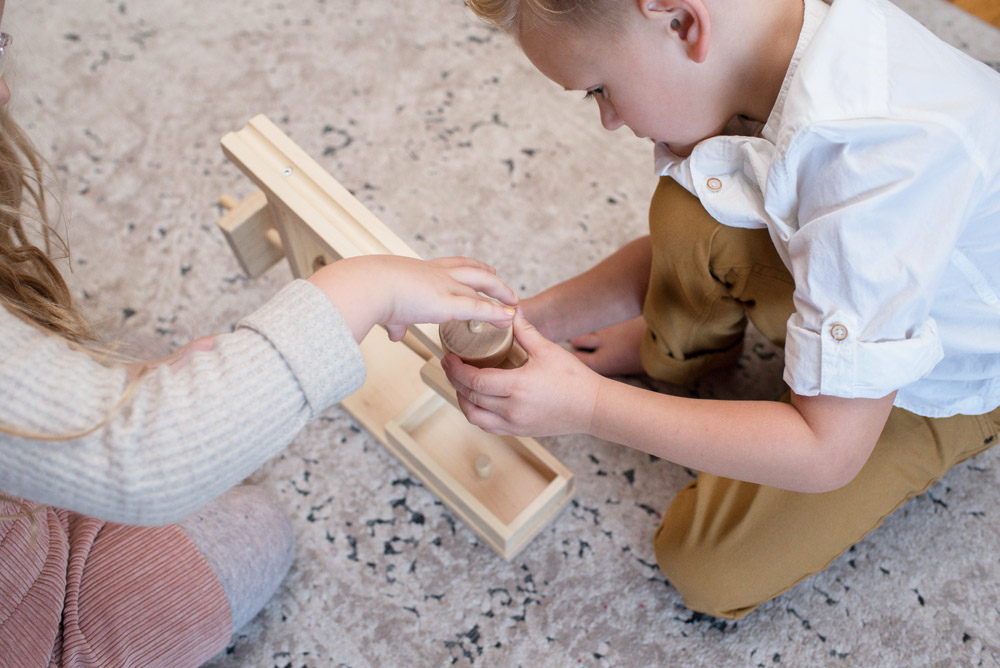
[706,177,723,191]
[829,323,848,341]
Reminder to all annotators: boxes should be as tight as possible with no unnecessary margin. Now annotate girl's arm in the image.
[0,255,516,525]
[443,311,896,493]
[0,280,364,526]
[523,236,651,342]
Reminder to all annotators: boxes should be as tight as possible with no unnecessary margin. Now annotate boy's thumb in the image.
[511,308,545,353]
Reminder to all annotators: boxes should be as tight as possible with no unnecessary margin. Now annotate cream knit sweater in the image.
[0,279,366,525]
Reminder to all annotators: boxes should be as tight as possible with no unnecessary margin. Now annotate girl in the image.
[0,3,516,664]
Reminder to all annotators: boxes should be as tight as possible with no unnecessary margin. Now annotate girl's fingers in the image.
[569,333,599,351]
[385,324,408,341]
[451,294,516,326]
[432,256,497,274]
[446,266,518,307]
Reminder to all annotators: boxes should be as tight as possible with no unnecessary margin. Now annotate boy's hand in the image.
[309,255,517,343]
[441,309,602,437]
[568,315,647,376]
[518,235,652,343]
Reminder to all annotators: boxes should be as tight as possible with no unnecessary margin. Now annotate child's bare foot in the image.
[568,315,646,376]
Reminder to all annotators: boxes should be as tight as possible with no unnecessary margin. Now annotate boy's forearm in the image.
[525,235,652,341]
[588,379,894,493]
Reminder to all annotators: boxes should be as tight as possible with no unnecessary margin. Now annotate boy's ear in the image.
[637,0,711,64]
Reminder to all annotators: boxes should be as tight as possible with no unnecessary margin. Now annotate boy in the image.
[445,0,1000,619]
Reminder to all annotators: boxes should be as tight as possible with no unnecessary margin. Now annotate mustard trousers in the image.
[642,177,1000,620]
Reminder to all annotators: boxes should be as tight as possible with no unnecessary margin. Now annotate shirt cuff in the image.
[238,279,366,416]
[783,312,944,398]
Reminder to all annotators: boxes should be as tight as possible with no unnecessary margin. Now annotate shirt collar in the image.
[761,0,831,142]
[654,0,831,175]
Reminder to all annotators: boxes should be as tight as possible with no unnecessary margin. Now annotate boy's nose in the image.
[597,97,624,131]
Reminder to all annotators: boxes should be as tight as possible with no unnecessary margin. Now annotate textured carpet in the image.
[14,0,1000,665]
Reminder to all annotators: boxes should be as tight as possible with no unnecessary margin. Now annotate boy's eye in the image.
[583,87,604,100]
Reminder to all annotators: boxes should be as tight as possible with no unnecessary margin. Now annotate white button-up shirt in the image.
[655,0,1000,418]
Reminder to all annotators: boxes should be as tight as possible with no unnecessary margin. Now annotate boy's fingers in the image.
[442,354,511,399]
[452,381,509,416]
[569,333,599,351]
[455,394,511,435]
[511,308,547,353]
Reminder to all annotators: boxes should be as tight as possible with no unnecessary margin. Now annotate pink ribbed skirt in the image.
[0,497,232,668]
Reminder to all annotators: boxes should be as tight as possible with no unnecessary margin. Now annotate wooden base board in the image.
[343,327,574,560]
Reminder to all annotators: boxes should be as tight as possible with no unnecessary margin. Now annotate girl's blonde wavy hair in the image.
[0,107,98,344]
[0,105,103,529]
[0,106,149,534]
[0,105,149,437]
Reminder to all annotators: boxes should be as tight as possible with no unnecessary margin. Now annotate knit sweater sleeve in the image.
[0,279,366,525]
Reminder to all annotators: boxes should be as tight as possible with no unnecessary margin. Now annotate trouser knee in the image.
[642,177,794,384]
[178,485,295,633]
[652,480,782,621]
[653,514,761,621]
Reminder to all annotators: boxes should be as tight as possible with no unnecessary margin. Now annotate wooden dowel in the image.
[219,193,239,210]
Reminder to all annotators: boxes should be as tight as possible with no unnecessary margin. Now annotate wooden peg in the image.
[217,189,284,277]
[219,193,239,210]
[473,454,493,479]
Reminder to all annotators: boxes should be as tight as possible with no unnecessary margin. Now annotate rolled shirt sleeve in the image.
[773,120,977,398]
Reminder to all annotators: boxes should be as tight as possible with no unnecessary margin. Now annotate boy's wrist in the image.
[519,294,553,339]
[526,288,589,342]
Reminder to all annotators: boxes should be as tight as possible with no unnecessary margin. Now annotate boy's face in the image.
[518,7,725,155]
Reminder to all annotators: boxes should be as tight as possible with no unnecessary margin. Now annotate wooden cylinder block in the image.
[439,318,514,368]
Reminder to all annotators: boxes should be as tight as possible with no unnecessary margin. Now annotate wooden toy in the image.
[440,318,513,368]
[216,115,574,560]
[439,314,532,370]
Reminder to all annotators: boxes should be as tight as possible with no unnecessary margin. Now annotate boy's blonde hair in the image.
[465,0,628,36]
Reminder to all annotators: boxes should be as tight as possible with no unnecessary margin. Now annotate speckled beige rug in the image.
[14,0,1000,665]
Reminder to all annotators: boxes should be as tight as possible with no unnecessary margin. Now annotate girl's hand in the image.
[441,309,603,437]
[309,255,518,342]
